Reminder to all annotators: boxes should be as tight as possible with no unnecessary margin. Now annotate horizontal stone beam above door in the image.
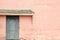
[0,9,34,16]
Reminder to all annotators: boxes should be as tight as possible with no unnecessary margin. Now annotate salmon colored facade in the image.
[0,0,60,40]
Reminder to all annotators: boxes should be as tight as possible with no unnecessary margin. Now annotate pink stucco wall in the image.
[0,16,6,40]
[20,16,32,39]
[0,0,60,40]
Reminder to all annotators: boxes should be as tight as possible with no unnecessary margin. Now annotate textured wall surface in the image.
[0,0,60,40]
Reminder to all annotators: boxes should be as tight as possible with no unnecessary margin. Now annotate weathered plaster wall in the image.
[0,0,60,40]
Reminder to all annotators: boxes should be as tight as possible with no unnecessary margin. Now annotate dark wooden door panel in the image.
[6,16,19,40]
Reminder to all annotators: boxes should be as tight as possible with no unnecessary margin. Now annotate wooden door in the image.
[6,16,19,40]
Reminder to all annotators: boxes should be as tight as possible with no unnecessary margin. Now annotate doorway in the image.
[6,16,19,40]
